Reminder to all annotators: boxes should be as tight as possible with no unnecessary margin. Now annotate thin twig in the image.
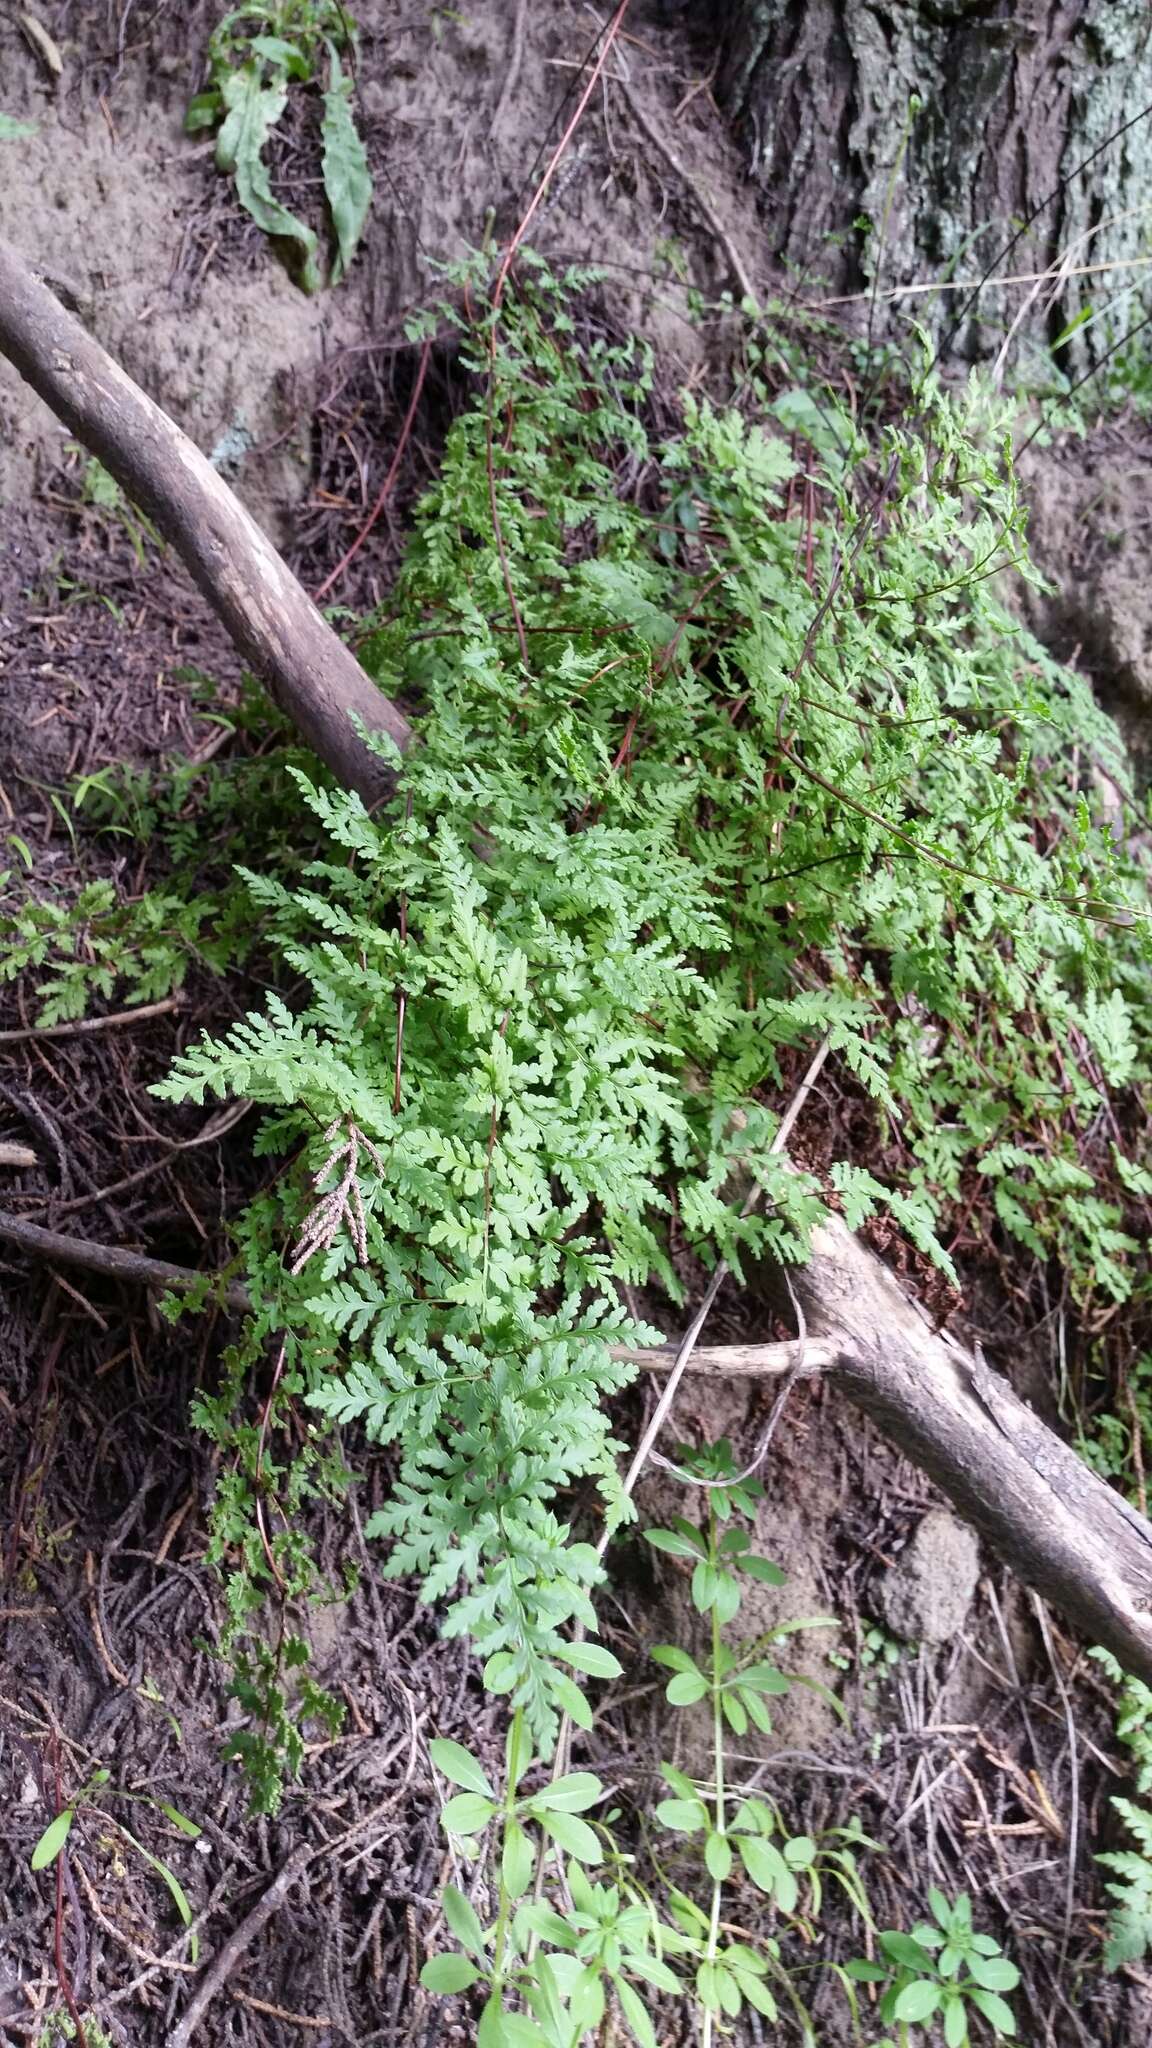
[22,1099,252,1220]
[1031,1595,1080,1991]
[313,336,433,603]
[0,995,185,1045]
[610,1034,831,1523]
[1,1214,833,1379]
[611,1336,837,1377]
[0,1212,251,1310]
[491,0,528,131]
[166,1723,421,2048]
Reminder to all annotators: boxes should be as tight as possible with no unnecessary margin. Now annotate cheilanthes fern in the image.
[144,259,1152,1759]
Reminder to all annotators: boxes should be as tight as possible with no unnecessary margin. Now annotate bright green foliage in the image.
[187,2,372,290]
[846,1890,1019,2043]
[138,258,1152,1767]
[1077,1353,1152,1502]
[422,1443,886,2044]
[1090,1650,1152,1967]
[645,1440,866,2035]
[1097,1798,1152,1971]
[422,1709,690,2048]
[0,684,317,1025]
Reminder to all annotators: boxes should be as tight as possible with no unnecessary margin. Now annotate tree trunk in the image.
[716,1,1152,365]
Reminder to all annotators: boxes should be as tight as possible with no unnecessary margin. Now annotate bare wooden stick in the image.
[788,1204,1152,1685]
[0,240,412,805]
[0,995,185,1046]
[0,1214,825,1376]
[6,1186,1152,1680]
[0,1212,250,1311]
[612,1338,838,1377]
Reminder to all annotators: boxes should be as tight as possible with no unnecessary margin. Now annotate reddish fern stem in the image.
[314,336,433,603]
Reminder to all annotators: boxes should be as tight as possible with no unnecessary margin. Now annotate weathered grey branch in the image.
[0,1211,251,1311]
[5,1187,1152,1674]
[0,239,412,804]
[787,1206,1152,1684]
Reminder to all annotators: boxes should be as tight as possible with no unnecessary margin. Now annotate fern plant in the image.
[75,253,1152,1779]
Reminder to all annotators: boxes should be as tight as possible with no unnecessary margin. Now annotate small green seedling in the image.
[846,1889,1019,2044]
[30,1765,203,1961]
[187,2,372,290]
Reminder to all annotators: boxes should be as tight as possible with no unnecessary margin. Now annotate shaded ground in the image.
[2,4,1151,2045]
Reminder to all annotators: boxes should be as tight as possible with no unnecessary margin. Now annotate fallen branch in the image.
[0,1213,250,1312]
[5,1192,1152,1676]
[787,1206,1152,1685]
[0,994,185,1046]
[0,1215,824,1376]
[617,1337,836,1378]
[0,240,412,805]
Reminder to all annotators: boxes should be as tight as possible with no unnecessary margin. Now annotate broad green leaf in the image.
[483,1652,518,1694]
[614,1974,657,2048]
[645,1527,705,1561]
[539,1808,602,1864]
[215,64,320,291]
[321,51,372,283]
[421,1953,480,1993]
[705,1830,732,1882]
[440,1792,497,1836]
[966,1953,1019,1992]
[501,1819,534,1899]
[737,1834,796,1910]
[442,1883,487,1959]
[547,1671,593,1729]
[627,1952,682,1993]
[943,1991,969,2048]
[879,1931,937,1972]
[31,1809,75,1871]
[650,1645,699,1675]
[530,1771,602,1813]
[740,1555,787,1585]
[655,1797,707,1833]
[557,1640,623,1680]
[967,1987,1017,2035]
[665,1669,708,1706]
[894,1980,941,2024]
[429,1737,494,1797]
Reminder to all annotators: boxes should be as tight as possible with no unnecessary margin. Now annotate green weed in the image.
[187,1,372,291]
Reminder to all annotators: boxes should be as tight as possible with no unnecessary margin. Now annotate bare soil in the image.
[1,5,1149,2045]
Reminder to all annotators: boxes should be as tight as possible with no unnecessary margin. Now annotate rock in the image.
[873,1507,980,1645]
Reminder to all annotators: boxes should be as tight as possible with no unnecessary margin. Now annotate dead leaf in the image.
[20,10,64,79]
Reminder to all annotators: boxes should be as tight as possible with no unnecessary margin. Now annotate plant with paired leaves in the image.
[644,1441,877,2039]
[845,1890,1019,2045]
[421,1708,691,2048]
[187,1,372,290]
[419,1472,872,2047]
